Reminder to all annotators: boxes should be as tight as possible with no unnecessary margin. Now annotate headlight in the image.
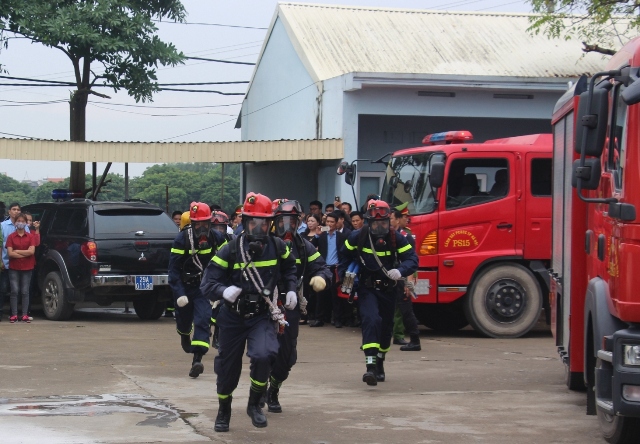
[623,345,640,366]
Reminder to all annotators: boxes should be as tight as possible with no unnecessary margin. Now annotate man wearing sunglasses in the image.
[339,199,418,386]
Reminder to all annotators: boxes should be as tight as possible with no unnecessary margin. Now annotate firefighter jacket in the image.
[169,227,226,297]
[338,228,418,281]
[200,235,297,302]
[281,234,333,289]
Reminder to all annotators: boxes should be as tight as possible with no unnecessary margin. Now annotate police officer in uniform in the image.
[168,202,224,378]
[265,198,332,413]
[201,192,297,432]
[339,199,418,386]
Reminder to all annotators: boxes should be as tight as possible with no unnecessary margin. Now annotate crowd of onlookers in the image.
[0,201,39,323]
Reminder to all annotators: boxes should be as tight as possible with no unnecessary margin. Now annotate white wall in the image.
[241,18,319,141]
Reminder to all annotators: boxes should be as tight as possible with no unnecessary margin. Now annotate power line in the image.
[185,56,256,65]
[0,131,39,139]
[0,75,249,86]
[92,102,242,109]
[158,88,245,95]
[88,103,237,117]
[152,19,267,30]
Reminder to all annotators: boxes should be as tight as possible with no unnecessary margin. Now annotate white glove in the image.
[310,276,326,292]
[387,269,402,280]
[285,291,297,310]
[176,295,189,307]
[223,285,242,303]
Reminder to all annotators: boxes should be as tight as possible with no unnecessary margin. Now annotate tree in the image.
[0,173,32,206]
[528,0,638,53]
[2,0,186,190]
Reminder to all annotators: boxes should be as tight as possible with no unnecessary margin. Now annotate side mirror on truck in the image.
[622,78,640,105]
[575,87,609,157]
[571,158,601,190]
[430,162,445,188]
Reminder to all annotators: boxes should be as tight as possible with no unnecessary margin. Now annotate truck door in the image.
[438,153,516,289]
[523,154,552,259]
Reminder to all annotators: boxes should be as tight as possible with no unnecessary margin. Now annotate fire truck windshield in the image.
[381,152,445,215]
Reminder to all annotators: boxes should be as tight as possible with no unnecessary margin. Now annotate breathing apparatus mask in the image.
[243,216,271,256]
[274,214,299,240]
[192,221,211,249]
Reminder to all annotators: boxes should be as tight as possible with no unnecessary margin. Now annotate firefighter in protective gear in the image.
[210,211,235,349]
[179,211,191,230]
[338,199,418,386]
[264,198,332,413]
[169,202,225,378]
[201,192,297,432]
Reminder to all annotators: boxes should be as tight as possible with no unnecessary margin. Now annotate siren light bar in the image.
[52,189,84,200]
[422,130,473,145]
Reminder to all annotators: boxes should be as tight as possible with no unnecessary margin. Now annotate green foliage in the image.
[2,0,186,102]
[528,0,638,50]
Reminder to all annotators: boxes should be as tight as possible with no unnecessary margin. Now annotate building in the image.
[238,2,609,209]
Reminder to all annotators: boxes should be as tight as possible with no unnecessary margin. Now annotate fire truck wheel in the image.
[465,264,542,338]
[596,357,640,443]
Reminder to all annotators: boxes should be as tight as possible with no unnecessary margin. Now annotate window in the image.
[608,83,628,191]
[446,158,509,209]
[49,209,87,235]
[531,158,552,196]
[94,209,176,234]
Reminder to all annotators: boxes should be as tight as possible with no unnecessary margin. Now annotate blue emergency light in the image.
[52,189,84,200]
[422,130,473,145]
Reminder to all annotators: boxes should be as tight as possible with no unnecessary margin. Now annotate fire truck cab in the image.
[551,37,640,444]
[378,130,552,338]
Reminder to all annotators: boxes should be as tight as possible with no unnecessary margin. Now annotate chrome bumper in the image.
[92,275,169,287]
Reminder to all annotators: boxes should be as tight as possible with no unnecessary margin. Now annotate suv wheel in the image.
[133,293,165,320]
[42,271,75,321]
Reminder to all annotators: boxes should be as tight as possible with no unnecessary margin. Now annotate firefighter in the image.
[339,199,418,386]
[168,202,224,378]
[200,192,297,432]
[210,210,234,349]
[265,198,332,413]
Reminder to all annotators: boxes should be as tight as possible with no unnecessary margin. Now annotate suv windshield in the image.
[94,209,178,234]
[381,152,445,214]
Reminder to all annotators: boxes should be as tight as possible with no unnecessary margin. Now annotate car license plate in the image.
[135,276,153,290]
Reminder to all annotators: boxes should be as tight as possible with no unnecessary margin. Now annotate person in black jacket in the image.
[266,198,332,413]
[339,200,418,386]
[312,211,349,327]
[168,202,225,379]
[200,192,297,432]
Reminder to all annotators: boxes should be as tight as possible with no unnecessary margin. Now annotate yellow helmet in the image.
[179,211,191,230]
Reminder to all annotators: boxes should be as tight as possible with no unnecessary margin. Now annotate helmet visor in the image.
[275,215,299,236]
[212,224,227,234]
[277,201,302,214]
[366,206,390,219]
[369,219,390,237]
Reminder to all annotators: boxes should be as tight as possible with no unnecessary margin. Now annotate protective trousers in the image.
[214,305,279,396]
[174,286,211,355]
[396,282,420,337]
[271,307,300,382]
[358,286,396,356]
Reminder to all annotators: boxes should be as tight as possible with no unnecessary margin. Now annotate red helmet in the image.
[242,192,273,217]
[273,198,302,216]
[365,200,391,220]
[211,211,229,225]
[189,202,211,222]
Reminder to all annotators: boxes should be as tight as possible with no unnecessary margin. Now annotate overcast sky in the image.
[0,0,533,182]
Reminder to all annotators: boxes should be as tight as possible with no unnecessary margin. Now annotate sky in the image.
[0,0,533,182]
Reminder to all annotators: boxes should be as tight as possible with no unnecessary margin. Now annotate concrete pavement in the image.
[0,308,602,444]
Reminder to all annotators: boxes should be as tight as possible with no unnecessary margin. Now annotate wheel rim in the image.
[484,278,527,323]
[44,279,59,314]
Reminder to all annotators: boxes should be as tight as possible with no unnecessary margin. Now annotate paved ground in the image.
[0,307,603,444]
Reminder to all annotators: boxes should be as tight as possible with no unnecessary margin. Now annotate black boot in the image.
[400,334,422,351]
[214,396,232,432]
[376,354,386,382]
[180,334,191,353]
[267,385,282,413]
[363,355,378,386]
[189,353,204,378]
[247,389,268,428]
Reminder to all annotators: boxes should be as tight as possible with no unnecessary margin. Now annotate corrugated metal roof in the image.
[0,138,343,163]
[274,3,617,82]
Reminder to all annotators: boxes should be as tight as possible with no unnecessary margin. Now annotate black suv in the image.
[23,200,178,321]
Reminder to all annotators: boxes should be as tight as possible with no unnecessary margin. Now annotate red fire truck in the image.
[375,130,553,338]
[550,37,640,443]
